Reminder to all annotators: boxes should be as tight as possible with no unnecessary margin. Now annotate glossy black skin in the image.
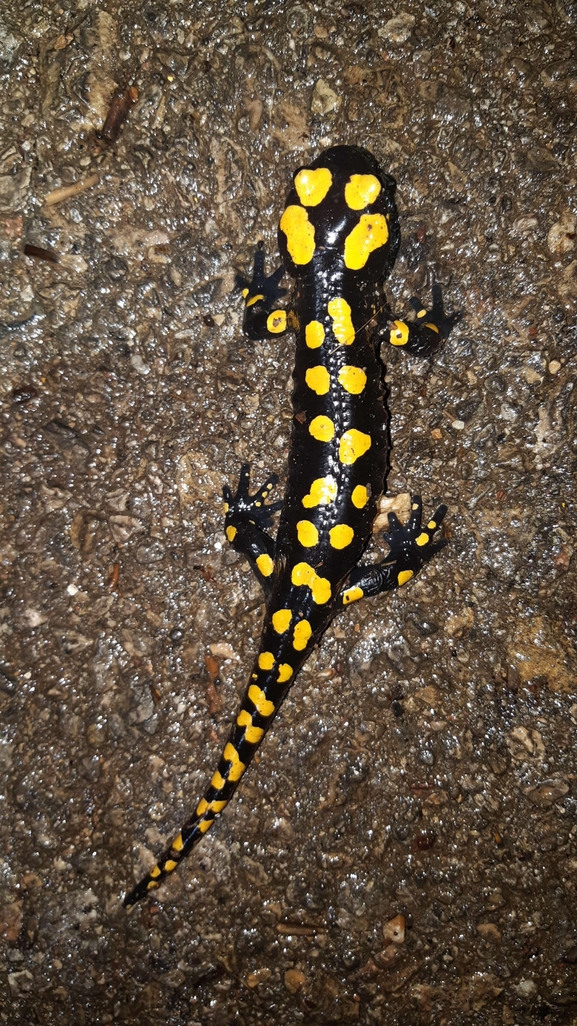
[124,146,458,908]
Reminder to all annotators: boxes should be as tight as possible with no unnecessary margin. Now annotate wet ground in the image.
[1,1,576,1023]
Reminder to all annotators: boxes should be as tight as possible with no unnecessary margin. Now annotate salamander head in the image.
[278,145,400,282]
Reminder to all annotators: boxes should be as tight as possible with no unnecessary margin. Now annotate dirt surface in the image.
[1,2,576,1024]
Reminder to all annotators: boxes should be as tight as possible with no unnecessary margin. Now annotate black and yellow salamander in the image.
[124,145,460,908]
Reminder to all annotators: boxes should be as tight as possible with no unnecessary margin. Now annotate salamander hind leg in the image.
[340,496,447,606]
[387,283,461,357]
[236,242,288,340]
[223,463,282,596]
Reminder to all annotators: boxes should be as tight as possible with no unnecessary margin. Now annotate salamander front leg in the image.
[236,242,289,341]
[386,283,461,357]
[340,496,447,606]
[223,463,282,598]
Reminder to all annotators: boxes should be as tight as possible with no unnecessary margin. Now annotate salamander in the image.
[124,145,460,908]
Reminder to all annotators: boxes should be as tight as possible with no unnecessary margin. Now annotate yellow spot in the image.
[351,484,370,508]
[309,415,335,442]
[344,173,381,210]
[329,524,354,549]
[211,800,227,812]
[338,365,367,394]
[398,569,414,586]
[267,309,287,334]
[277,663,293,683]
[223,742,246,781]
[293,619,312,651]
[305,365,330,395]
[226,525,237,542]
[415,532,430,547]
[302,475,337,508]
[339,429,372,465]
[328,297,355,345]
[172,834,184,852]
[147,879,160,890]
[258,651,275,671]
[223,502,230,514]
[416,308,427,318]
[344,213,389,270]
[246,293,264,308]
[342,585,364,605]
[294,167,333,206]
[256,553,274,577]
[297,520,319,547]
[211,770,225,790]
[291,561,332,604]
[279,205,315,265]
[305,320,325,348]
[424,322,440,333]
[196,798,209,816]
[241,288,249,298]
[237,709,265,743]
[164,859,178,872]
[198,818,213,834]
[272,608,292,633]
[149,865,162,878]
[427,520,437,530]
[248,683,275,717]
[390,320,409,346]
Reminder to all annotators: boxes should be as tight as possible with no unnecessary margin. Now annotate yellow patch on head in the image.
[248,684,275,717]
[327,297,355,345]
[279,204,315,265]
[338,365,367,394]
[329,524,354,549]
[225,525,237,543]
[302,475,337,508]
[305,320,325,349]
[223,743,246,781]
[297,519,319,547]
[351,484,370,509]
[211,770,225,791]
[294,166,333,206]
[258,651,275,671]
[344,213,389,270]
[342,585,364,605]
[339,428,372,465]
[398,569,414,586]
[389,320,409,346]
[198,818,213,834]
[415,532,430,547]
[272,608,293,633]
[293,619,312,651]
[267,310,287,334]
[256,553,274,577]
[164,859,178,872]
[344,173,382,210]
[291,561,332,604]
[309,415,335,442]
[305,365,330,395]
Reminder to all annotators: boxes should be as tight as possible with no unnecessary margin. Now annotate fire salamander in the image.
[124,145,460,908]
